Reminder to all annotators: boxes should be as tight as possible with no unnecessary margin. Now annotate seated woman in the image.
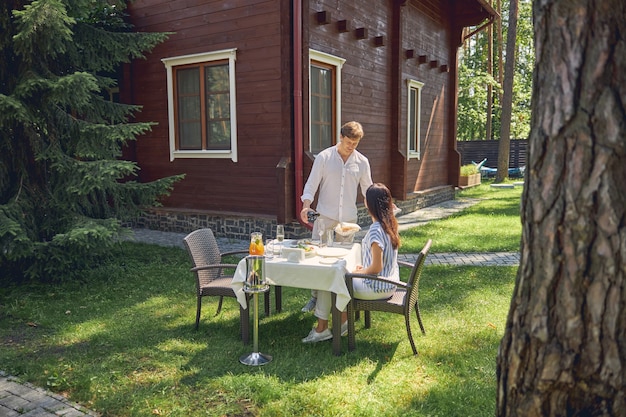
[302,183,401,343]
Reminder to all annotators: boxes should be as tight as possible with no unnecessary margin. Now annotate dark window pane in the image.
[311,65,333,153]
[207,121,231,149]
[206,64,229,92]
[177,68,200,94]
[205,64,231,150]
[409,88,417,151]
[207,93,230,120]
[319,97,331,123]
[180,96,200,120]
[177,68,201,150]
[179,122,201,149]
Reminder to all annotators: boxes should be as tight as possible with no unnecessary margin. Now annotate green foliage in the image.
[457,62,502,141]
[0,1,183,283]
[457,0,534,141]
[460,163,480,176]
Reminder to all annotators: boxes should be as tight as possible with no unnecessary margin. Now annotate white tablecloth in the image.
[232,243,362,311]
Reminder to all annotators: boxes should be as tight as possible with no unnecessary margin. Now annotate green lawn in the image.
[0,183,522,416]
[400,183,523,253]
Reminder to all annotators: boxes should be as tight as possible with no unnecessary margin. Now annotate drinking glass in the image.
[265,239,274,259]
[274,225,284,257]
[318,219,326,246]
[276,225,285,243]
[326,229,334,247]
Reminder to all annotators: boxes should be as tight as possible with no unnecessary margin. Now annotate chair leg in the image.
[364,311,371,328]
[263,291,270,316]
[260,287,283,316]
[195,296,202,330]
[275,286,282,313]
[405,314,418,355]
[347,302,356,351]
[215,296,224,315]
[240,304,250,345]
[415,303,426,335]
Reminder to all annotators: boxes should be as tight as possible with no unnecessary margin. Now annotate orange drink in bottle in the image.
[249,232,265,255]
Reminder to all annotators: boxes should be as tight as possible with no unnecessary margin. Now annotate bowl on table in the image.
[334,222,361,244]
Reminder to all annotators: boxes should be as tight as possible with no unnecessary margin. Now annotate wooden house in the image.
[121,0,496,239]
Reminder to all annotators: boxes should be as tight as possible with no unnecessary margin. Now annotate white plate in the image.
[316,247,350,258]
[318,257,340,265]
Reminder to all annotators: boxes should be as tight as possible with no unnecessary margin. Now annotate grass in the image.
[400,182,523,253]
[0,182,522,416]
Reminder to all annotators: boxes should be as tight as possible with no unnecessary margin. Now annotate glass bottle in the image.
[249,232,265,255]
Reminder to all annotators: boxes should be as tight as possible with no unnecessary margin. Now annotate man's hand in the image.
[300,207,310,223]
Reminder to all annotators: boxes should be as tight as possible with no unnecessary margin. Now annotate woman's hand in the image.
[353,243,383,275]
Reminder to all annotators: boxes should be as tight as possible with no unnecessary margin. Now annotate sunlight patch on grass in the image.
[0,191,524,417]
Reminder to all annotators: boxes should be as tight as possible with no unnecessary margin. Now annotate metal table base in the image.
[240,288,272,366]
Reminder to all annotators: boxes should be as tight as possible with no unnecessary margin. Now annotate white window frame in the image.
[162,49,238,162]
[407,79,424,160]
[309,49,345,153]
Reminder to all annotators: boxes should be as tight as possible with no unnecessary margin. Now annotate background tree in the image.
[486,0,494,142]
[497,0,626,415]
[496,0,518,181]
[0,0,182,282]
[457,0,534,145]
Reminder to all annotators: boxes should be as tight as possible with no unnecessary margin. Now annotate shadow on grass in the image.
[0,242,516,415]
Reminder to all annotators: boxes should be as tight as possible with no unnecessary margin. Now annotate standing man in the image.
[299,121,373,313]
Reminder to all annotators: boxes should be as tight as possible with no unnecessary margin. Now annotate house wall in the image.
[126,0,293,217]
[307,0,394,190]
[122,0,484,238]
[306,0,454,199]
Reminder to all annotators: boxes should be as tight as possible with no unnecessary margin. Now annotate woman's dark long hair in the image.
[365,183,400,249]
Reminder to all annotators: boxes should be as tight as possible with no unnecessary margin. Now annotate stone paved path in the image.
[0,197,519,416]
[0,372,98,417]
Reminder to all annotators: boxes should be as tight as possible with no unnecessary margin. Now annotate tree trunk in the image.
[486,0,493,141]
[497,0,503,104]
[496,1,626,416]
[497,0,519,182]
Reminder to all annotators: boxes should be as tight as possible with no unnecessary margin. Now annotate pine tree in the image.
[0,0,183,282]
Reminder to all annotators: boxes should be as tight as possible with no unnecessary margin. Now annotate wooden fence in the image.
[457,139,527,168]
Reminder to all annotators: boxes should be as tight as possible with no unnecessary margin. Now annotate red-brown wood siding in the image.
[307,0,393,203]
[124,0,493,219]
[127,0,293,215]
[308,0,454,200]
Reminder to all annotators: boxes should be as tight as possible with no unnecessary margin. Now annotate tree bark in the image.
[496,1,626,416]
[497,0,519,182]
[497,0,503,99]
[486,1,493,141]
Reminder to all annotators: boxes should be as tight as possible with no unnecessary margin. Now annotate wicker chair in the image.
[345,239,432,355]
[183,228,281,343]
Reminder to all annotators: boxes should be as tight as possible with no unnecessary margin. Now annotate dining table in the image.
[231,240,362,356]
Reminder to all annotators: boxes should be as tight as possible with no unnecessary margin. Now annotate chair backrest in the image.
[405,239,432,309]
[183,229,222,282]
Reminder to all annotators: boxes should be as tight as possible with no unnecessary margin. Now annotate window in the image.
[162,49,238,162]
[407,79,424,160]
[309,50,345,154]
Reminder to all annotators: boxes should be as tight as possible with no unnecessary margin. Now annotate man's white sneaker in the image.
[341,321,348,337]
[302,328,332,343]
[301,297,317,312]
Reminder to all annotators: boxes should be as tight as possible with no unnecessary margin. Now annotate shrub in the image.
[460,164,480,176]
